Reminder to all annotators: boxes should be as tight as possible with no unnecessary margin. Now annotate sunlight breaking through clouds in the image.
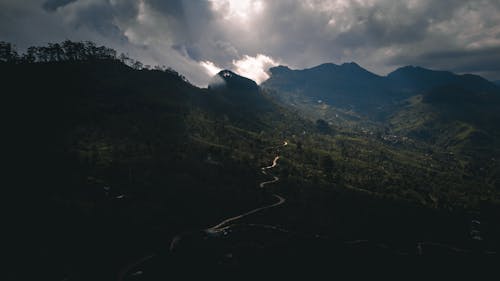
[200,60,222,76]
[232,54,279,84]
[209,0,264,22]
[2,0,500,84]
[201,54,279,85]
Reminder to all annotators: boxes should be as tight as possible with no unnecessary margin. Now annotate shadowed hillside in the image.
[2,41,500,280]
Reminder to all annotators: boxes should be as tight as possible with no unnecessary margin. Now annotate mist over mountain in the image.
[210,69,259,92]
[208,69,265,109]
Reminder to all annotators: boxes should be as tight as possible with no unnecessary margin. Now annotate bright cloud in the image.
[232,54,278,84]
[201,55,278,85]
[200,60,222,76]
[3,0,500,83]
[209,0,264,21]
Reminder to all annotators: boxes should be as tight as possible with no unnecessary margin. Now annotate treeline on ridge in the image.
[0,40,188,80]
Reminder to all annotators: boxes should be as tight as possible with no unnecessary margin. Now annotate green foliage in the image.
[1,40,117,63]
[4,41,500,278]
[263,60,500,211]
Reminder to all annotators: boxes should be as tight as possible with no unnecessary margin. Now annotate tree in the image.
[0,41,18,62]
[132,60,143,70]
[47,43,64,61]
[23,47,37,63]
[37,46,49,62]
[119,53,130,64]
[2,40,120,64]
[62,40,77,60]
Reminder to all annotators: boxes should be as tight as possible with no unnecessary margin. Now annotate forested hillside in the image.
[3,41,499,280]
[263,62,500,202]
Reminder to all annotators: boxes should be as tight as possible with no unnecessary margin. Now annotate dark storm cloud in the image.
[42,0,78,11]
[68,1,121,36]
[1,0,500,85]
[335,2,433,47]
[390,46,500,74]
[144,0,215,52]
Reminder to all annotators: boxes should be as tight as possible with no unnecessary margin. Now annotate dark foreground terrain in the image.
[2,41,499,280]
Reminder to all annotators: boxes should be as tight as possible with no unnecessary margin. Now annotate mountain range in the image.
[263,62,500,160]
[3,41,500,278]
[263,63,499,117]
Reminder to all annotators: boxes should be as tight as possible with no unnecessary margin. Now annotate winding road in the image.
[118,140,288,281]
[207,194,285,231]
[117,137,498,280]
[207,140,288,232]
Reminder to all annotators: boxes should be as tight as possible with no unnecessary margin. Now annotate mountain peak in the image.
[313,63,339,70]
[270,65,291,71]
[388,65,453,76]
[269,62,366,74]
[209,69,259,92]
[308,62,379,77]
[386,65,498,94]
[396,65,421,70]
[269,65,292,76]
[341,62,361,68]
[217,69,237,78]
[207,69,274,112]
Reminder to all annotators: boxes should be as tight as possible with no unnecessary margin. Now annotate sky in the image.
[1,0,500,86]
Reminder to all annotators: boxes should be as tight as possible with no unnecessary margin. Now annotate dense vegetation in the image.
[3,41,500,279]
[264,62,500,209]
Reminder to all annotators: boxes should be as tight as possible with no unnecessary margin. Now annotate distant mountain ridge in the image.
[263,62,391,117]
[263,62,499,117]
[387,65,498,94]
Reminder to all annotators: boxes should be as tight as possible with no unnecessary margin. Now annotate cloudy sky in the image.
[1,0,500,86]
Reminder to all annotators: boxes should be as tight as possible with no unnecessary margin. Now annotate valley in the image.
[2,41,500,280]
